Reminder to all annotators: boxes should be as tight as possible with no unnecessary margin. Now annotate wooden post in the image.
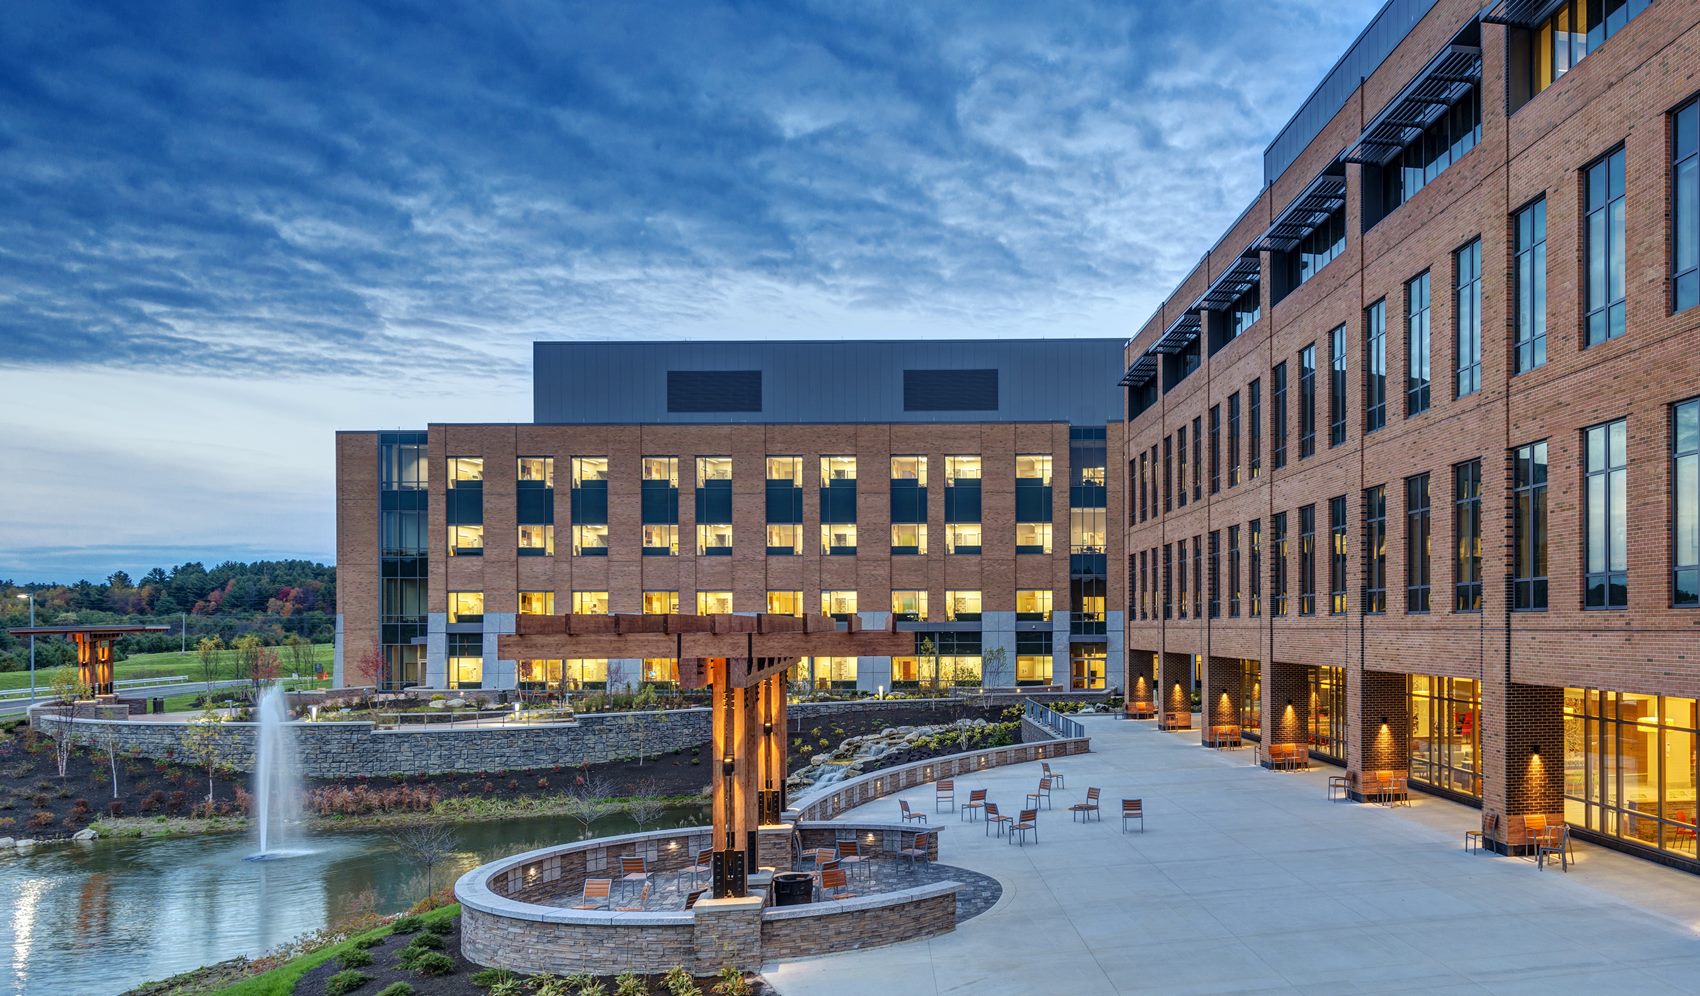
[757,669,789,824]
[710,657,762,898]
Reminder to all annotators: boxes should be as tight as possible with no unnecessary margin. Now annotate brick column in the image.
[1126,650,1156,716]
[1262,661,1308,767]
[1348,670,1408,800]
[1481,681,1564,854]
[691,895,765,973]
[1158,652,1192,730]
[1201,655,1243,747]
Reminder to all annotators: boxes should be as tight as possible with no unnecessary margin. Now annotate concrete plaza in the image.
[764,715,1700,995]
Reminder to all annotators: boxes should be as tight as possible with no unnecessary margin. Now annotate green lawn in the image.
[0,643,334,693]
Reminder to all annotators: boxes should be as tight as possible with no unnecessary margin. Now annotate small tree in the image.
[196,635,225,694]
[979,647,1008,691]
[232,635,264,700]
[350,645,387,691]
[388,824,459,899]
[627,711,669,766]
[93,721,124,799]
[627,778,665,832]
[181,709,227,805]
[48,666,90,779]
[917,636,942,707]
[560,773,618,839]
[284,635,316,678]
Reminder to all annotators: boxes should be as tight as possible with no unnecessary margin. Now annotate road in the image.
[0,678,254,718]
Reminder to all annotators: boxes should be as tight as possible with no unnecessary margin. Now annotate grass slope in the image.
[0,644,334,692]
[215,904,460,996]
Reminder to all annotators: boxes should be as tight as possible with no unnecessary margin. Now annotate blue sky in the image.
[0,0,1380,583]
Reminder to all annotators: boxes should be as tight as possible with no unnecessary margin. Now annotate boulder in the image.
[0,837,12,848]
[72,828,97,842]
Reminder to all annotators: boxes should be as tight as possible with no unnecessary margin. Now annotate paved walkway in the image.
[763,715,1700,995]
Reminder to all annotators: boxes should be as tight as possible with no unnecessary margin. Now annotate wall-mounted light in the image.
[1380,716,1389,727]
[1529,744,1540,758]
[763,721,773,736]
[722,754,735,776]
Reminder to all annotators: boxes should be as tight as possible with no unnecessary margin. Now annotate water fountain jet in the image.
[247,684,304,860]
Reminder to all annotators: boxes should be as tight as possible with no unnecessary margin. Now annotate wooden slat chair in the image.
[961,788,988,821]
[1042,762,1066,788]
[1465,813,1499,853]
[1025,776,1054,810]
[936,778,956,813]
[1069,787,1102,823]
[1008,807,1040,846]
[618,855,651,899]
[900,799,928,824]
[690,848,714,888]
[835,839,866,877]
[898,830,934,866]
[820,867,857,900]
[574,878,612,910]
[684,888,706,910]
[1536,824,1573,872]
[615,881,651,912]
[984,801,1012,838]
[1121,798,1145,833]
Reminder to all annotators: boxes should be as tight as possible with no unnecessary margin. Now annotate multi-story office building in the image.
[336,339,1125,697]
[1123,0,1700,865]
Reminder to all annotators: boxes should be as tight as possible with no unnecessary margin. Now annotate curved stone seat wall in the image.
[788,736,1091,823]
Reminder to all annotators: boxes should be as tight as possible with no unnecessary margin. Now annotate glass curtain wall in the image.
[1565,688,1699,860]
[1409,675,1481,797]
[1307,666,1346,760]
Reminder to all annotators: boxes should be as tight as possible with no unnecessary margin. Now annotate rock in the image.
[0,837,12,848]
[72,828,98,841]
[445,698,470,708]
[428,700,447,709]
[15,839,37,849]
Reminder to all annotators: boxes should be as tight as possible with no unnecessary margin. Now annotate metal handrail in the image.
[1023,698,1085,740]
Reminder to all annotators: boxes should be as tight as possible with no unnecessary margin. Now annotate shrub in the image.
[390,915,424,934]
[410,951,454,977]
[29,810,53,829]
[341,948,374,969]
[662,967,701,996]
[614,973,649,996]
[536,777,549,790]
[106,800,124,817]
[424,916,453,936]
[712,966,752,996]
[489,980,526,996]
[352,933,387,950]
[166,790,189,815]
[574,980,608,996]
[31,793,49,807]
[375,984,415,996]
[0,817,14,829]
[469,967,516,988]
[406,932,444,951]
[324,969,373,995]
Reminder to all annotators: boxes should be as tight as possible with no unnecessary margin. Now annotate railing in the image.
[0,675,192,702]
[1024,698,1085,740]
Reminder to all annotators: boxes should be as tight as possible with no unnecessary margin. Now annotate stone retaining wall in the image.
[760,884,956,961]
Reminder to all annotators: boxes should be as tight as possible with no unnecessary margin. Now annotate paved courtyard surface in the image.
[764,715,1700,995]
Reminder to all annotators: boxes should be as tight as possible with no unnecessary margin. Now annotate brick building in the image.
[1123,0,1700,865]
[336,338,1125,699]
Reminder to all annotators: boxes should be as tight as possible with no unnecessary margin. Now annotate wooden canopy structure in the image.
[6,624,170,697]
[501,612,912,897]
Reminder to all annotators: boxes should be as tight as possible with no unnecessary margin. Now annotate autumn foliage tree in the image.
[350,646,387,691]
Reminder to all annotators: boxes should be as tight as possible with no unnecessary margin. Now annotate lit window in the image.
[1530,0,1651,96]
[821,590,858,619]
[642,524,679,555]
[519,591,554,616]
[573,524,608,556]
[1069,507,1105,554]
[518,659,562,686]
[1016,522,1052,554]
[448,653,482,690]
[800,656,858,688]
[1078,466,1105,486]
[766,523,801,555]
[571,457,608,485]
[447,524,483,556]
[820,456,857,484]
[890,455,927,485]
[1016,654,1053,685]
[565,659,609,688]
[448,591,484,624]
[696,522,733,555]
[945,590,982,621]
[946,523,982,554]
[642,658,679,685]
[1016,589,1053,621]
[890,523,927,555]
[766,456,801,484]
[572,591,608,615]
[642,456,679,485]
[641,591,679,615]
[696,456,731,484]
[821,523,857,555]
[518,524,554,555]
[766,590,803,617]
[696,591,733,615]
[448,457,484,486]
[1074,587,1106,622]
[891,590,927,622]
[517,457,553,486]
[944,455,981,482]
[1016,454,1052,484]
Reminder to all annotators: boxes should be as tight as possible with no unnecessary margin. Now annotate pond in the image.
[0,805,707,996]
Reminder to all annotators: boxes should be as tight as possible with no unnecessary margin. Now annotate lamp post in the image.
[15,593,35,706]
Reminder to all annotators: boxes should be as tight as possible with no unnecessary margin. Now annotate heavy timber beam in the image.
[500,633,910,680]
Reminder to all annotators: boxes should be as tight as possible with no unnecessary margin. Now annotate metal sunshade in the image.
[1345,45,1483,165]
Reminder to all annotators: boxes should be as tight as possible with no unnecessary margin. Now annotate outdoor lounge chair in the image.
[984,801,1012,837]
[1008,808,1039,846]
[936,778,955,812]
[574,878,612,909]
[961,788,987,821]
[900,799,927,823]
[1069,787,1102,822]
[1042,762,1066,788]
[1121,798,1144,833]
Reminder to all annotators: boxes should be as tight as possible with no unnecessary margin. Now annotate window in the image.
[447,524,484,556]
[1208,531,1221,619]
[1329,326,1347,447]
[1137,453,1148,522]
[1016,589,1053,621]
[1176,425,1188,508]
[946,523,982,555]
[1456,239,1482,397]
[1379,85,1480,209]
[448,457,484,485]
[1017,453,1052,483]
[1410,675,1482,797]
[571,457,607,486]
[1406,272,1431,415]
[517,525,554,555]
[1230,282,1261,334]
[891,590,928,622]
[1286,207,1346,288]
[1192,417,1202,501]
[642,658,679,685]
[821,590,858,620]
[1177,538,1189,619]
[1228,525,1242,617]
[1272,513,1288,616]
[1364,486,1386,614]
[1514,199,1548,372]
[1227,392,1241,487]
[1249,518,1262,617]
[447,456,485,557]
[1192,538,1203,619]
[696,591,733,615]
[1678,399,1700,606]
[572,591,608,615]
[448,591,484,624]
[642,524,678,555]
[642,456,678,485]
[890,455,927,484]
[767,524,802,556]
[1298,506,1316,616]
[767,456,803,554]
[1678,100,1700,313]
[821,522,857,555]
[641,456,679,556]
[1365,299,1387,432]
[944,590,982,622]
[1016,631,1053,686]
[1406,474,1431,613]
[944,455,982,550]
[447,633,482,689]
[572,524,608,556]
[1136,551,1147,621]
[1249,378,1262,478]
[820,455,856,483]
[1273,362,1289,469]
[1298,345,1316,459]
[1586,147,1627,346]
[891,523,928,555]
[641,591,678,615]
[1163,437,1173,512]
[693,457,732,555]
[1454,460,1482,611]
[1163,544,1173,619]
[767,456,801,485]
[697,457,732,482]
[766,590,803,617]
[695,522,732,556]
[1015,522,1051,555]
[519,591,554,616]
[1585,418,1629,608]
[1514,441,1549,610]
[944,455,981,483]
[1329,496,1347,615]
[1529,0,1652,97]
[1209,404,1222,494]
[517,457,555,555]
[1563,688,1699,862]
[1070,507,1106,554]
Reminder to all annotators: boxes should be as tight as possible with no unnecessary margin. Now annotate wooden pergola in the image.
[501,612,912,898]
[6,624,171,697]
